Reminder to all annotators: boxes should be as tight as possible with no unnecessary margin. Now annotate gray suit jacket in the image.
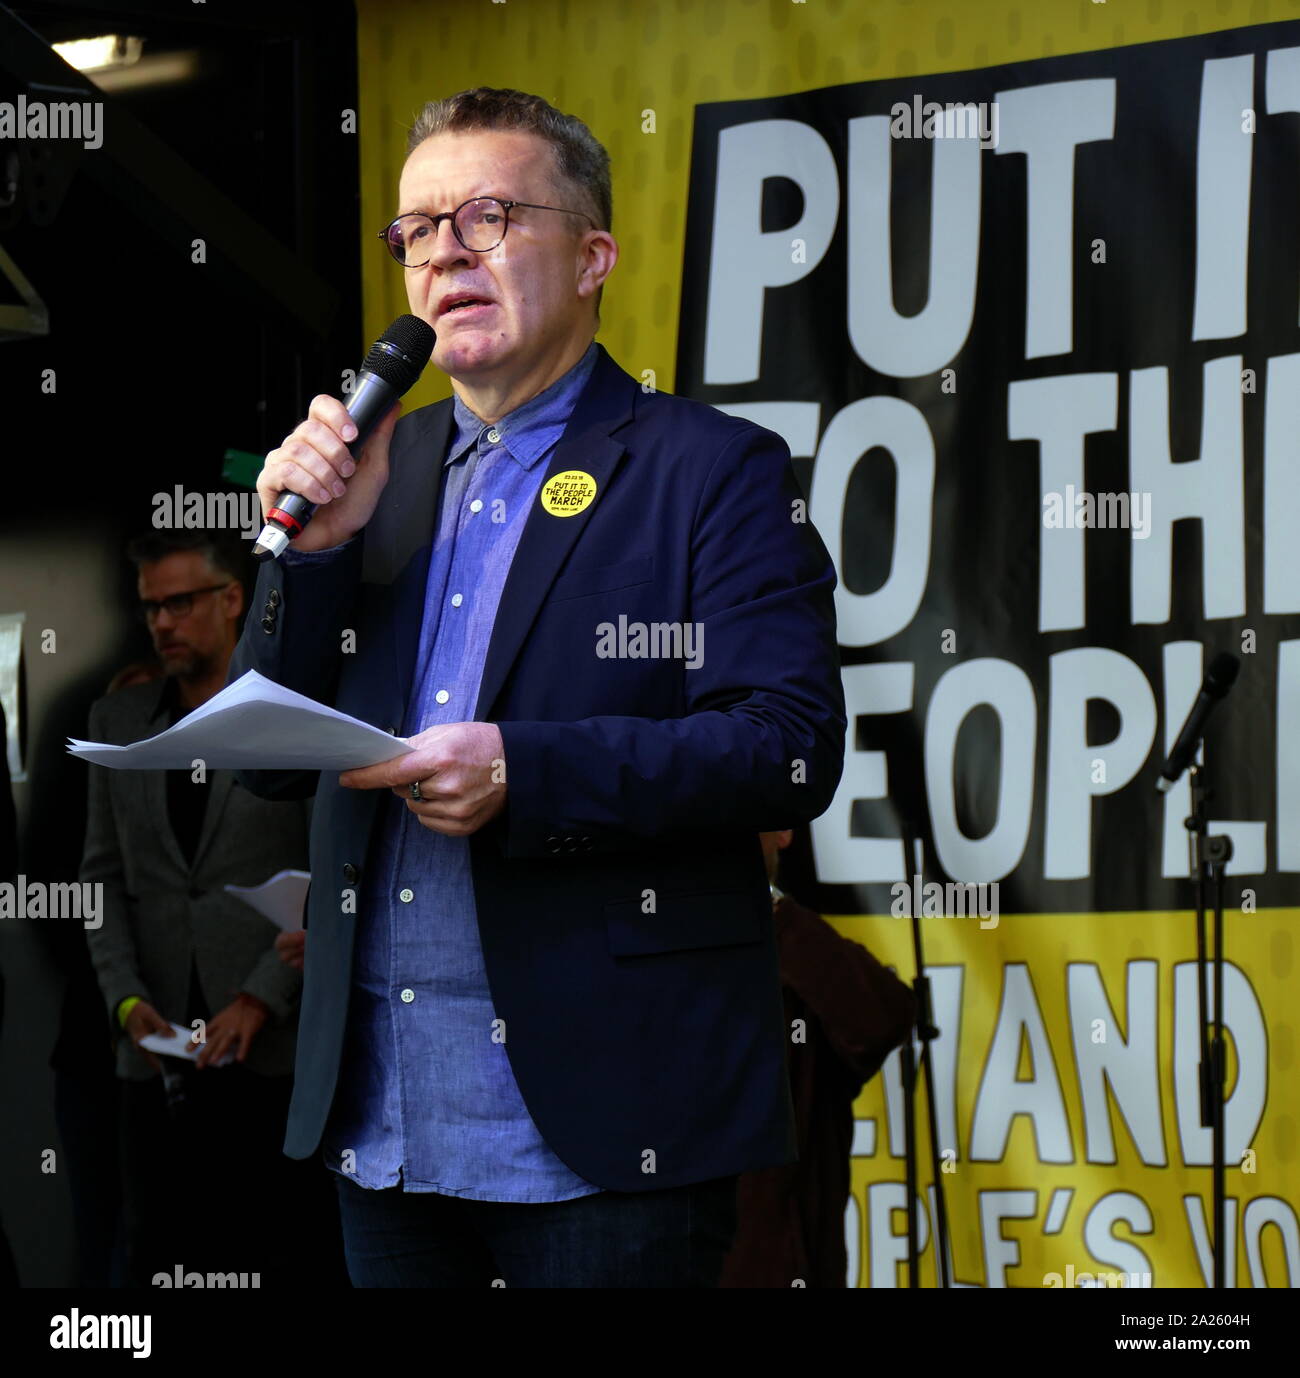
[80,677,311,1080]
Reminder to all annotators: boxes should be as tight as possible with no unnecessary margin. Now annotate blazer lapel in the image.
[188,770,234,876]
[363,400,454,588]
[474,347,636,720]
[136,681,187,876]
[142,770,189,875]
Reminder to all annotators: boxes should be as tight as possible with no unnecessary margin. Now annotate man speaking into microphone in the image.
[230,86,846,1288]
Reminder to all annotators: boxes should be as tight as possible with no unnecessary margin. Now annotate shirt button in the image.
[451,593,463,607]
[469,499,483,513]
[399,888,414,903]
[435,689,450,704]
[486,429,501,443]
[400,988,415,1004]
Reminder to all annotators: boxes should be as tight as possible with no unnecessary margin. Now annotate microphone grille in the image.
[360,314,436,393]
[1206,651,1240,697]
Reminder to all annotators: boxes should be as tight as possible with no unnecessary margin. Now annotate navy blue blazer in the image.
[230,342,846,1191]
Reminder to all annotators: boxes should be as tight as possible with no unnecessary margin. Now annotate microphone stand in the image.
[899,833,952,1288]
[1185,761,1232,1289]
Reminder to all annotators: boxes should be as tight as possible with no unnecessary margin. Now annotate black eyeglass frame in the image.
[377,197,600,265]
[137,583,232,622]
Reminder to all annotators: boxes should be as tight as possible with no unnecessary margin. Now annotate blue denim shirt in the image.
[291,342,602,1201]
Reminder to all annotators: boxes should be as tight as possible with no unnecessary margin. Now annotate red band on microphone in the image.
[267,507,304,536]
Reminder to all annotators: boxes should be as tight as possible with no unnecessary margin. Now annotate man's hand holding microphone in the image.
[255,314,507,836]
[256,392,403,553]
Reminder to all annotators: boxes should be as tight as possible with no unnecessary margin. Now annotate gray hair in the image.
[406,87,612,233]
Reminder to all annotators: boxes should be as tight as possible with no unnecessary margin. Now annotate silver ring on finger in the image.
[409,780,424,801]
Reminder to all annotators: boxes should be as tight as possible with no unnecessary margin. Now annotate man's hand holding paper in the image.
[340,721,506,837]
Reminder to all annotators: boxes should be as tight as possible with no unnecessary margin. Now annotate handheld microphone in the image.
[1155,652,1240,793]
[252,314,436,560]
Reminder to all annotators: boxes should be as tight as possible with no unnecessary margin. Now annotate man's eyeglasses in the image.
[138,583,231,622]
[378,197,598,267]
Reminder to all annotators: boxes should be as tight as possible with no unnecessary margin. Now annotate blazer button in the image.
[261,614,276,634]
[267,589,281,607]
[544,836,561,854]
[342,863,358,883]
[580,836,594,852]
[562,836,578,854]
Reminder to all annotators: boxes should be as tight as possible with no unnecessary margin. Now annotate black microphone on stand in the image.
[1157,649,1244,1288]
[1155,652,1240,792]
[252,314,436,561]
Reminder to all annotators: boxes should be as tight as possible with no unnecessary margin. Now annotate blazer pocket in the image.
[548,555,654,603]
[605,890,766,957]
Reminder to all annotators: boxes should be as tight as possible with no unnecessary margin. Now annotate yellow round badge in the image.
[540,470,598,517]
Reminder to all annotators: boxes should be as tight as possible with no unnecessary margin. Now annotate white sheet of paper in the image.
[139,1021,235,1066]
[224,868,310,932]
[66,670,410,771]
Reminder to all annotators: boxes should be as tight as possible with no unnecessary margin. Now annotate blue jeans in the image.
[334,1172,739,1287]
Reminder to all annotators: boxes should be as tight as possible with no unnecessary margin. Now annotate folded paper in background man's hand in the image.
[224,869,311,932]
[139,1021,235,1067]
